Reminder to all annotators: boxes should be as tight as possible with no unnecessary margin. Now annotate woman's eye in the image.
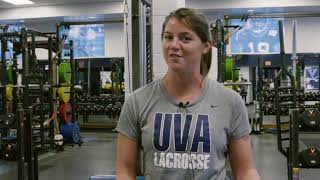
[164,36,173,40]
[182,37,191,42]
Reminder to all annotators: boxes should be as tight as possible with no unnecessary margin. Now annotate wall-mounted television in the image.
[230,18,282,55]
[60,24,105,58]
[0,23,24,60]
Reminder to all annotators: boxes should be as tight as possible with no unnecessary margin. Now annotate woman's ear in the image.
[202,41,212,54]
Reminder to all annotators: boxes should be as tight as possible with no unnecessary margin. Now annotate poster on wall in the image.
[305,66,319,90]
[60,24,105,58]
[230,18,282,54]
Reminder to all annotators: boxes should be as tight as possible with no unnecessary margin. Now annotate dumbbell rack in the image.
[75,94,124,128]
[288,110,320,180]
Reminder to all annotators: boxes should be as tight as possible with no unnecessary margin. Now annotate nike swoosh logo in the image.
[211,105,218,108]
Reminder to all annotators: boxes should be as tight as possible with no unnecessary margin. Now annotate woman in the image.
[116,8,260,180]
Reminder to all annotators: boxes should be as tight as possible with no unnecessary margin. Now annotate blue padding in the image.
[60,122,82,144]
[89,175,144,180]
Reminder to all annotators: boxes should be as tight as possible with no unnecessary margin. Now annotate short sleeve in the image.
[115,94,141,143]
[230,92,251,139]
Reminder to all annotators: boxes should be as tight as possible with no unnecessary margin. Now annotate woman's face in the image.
[162,17,210,74]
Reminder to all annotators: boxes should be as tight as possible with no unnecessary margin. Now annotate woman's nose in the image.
[170,38,180,50]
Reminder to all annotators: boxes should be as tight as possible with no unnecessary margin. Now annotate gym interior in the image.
[0,0,320,180]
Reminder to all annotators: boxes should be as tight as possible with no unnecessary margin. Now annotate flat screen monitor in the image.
[60,24,105,58]
[0,23,24,60]
[230,18,282,55]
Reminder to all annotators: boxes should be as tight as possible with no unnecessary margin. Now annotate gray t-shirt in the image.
[116,78,250,180]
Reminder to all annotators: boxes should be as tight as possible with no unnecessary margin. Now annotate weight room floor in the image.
[0,132,319,180]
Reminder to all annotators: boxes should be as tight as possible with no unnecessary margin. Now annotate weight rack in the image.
[0,25,79,180]
[288,110,320,180]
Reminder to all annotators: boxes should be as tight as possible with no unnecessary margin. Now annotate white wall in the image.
[105,23,124,57]
[187,0,320,10]
[284,17,320,53]
[0,2,123,20]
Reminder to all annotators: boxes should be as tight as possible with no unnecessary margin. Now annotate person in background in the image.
[116,7,260,180]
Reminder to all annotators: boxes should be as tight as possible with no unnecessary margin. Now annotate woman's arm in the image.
[116,133,139,180]
[229,135,260,180]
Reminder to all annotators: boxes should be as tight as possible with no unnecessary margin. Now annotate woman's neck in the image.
[163,71,205,102]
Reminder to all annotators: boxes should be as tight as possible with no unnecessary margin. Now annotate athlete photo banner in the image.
[305,66,319,90]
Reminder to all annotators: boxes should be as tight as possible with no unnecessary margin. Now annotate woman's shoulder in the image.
[206,78,242,103]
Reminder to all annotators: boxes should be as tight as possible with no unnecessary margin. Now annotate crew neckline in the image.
[159,76,210,108]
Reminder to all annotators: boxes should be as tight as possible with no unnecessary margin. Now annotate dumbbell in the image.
[115,104,122,115]
[105,105,111,115]
[88,105,95,115]
[311,92,316,101]
[296,91,301,101]
[263,106,269,115]
[280,106,288,115]
[0,114,16,127]
[82,106,90,114]
[93,96,100,104]
[298,148,320,168]
[312,92,318,100]
[304,92,310,101]
[298,105,305,112]
[97,105,104,115]
[316,92,320,101]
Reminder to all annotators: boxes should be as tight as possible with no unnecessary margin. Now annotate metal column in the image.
[131,0,152,90]
[216,19,226,83]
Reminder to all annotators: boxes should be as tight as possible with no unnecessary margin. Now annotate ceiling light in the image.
[89,16,96,19]
[1,0,34,5]
[19,20,25,23]
[247,9,254,13]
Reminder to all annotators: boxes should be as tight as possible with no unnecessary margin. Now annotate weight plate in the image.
[58,86,71,103]
[59,62,71,83]
[59,103,72,123]
[300,109,320,127]
[225,58,233,81]
[0,113,16,127]
[5,84,13,101]
[104,82,112,90]
[233,69,239,82]
[6,63,13,84]
[3,143,17,161]
[298,148,320,168]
